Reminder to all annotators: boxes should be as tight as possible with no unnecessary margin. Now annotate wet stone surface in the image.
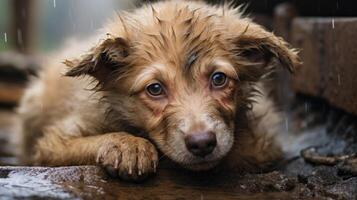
[0,165,284,199]
[0,166,331,199]
[0,97,356,199]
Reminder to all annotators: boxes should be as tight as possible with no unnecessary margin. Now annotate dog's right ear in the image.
[64,37,130,83]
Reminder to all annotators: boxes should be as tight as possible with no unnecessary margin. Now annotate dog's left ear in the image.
[64,37,130,84]
[232,24,301,81]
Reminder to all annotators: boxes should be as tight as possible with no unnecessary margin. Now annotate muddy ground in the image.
[0,97,356,200]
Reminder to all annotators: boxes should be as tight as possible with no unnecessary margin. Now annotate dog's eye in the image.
[146,83,164,97]
[211,72,227,88]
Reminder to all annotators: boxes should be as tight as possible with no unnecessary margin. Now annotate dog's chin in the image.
[181,160,220,171]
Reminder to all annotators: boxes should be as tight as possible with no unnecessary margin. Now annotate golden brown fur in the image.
[18,0,300,181]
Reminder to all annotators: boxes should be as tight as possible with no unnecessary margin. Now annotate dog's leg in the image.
[34,129,158,181]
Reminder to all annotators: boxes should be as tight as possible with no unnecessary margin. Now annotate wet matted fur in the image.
[18,0,300,181]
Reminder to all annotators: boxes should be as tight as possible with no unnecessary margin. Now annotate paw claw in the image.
[97,135,158,181]
[128,166,132,175]
[114,159,119,169]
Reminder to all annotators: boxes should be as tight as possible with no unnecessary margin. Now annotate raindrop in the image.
[21,8,26,18]
[53,0,56,8]
[68,8,76,31]
[90,19,94,29]
[338,73,341,85]
[4,32,7,43]
[305,102,308,113]
[285,118,289,132]
[332,18,335,29]
[17,29,23,45]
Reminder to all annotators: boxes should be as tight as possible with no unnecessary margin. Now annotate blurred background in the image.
[0,0,134,52]
[0,0,134,105]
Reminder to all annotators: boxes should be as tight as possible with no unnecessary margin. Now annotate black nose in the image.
[185,131,217,157]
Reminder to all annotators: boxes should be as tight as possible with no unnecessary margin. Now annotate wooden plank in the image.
[291,18,357,115]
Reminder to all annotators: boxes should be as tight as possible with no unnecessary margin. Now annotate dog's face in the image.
[65,1,299,170]
[127,57,238,170]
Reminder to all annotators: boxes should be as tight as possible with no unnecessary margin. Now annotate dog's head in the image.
[65,0,300,170]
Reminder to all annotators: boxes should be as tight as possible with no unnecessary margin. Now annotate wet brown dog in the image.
[18,0,300,181]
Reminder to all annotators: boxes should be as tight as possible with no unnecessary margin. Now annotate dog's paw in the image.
[96,135,158,181]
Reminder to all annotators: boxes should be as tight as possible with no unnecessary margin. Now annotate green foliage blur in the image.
[0,0,131,53]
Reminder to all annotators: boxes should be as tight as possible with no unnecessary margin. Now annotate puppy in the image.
[18,0,299,181]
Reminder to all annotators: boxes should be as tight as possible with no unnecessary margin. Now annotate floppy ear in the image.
[232,24,301,82]
[64,37,130,84]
